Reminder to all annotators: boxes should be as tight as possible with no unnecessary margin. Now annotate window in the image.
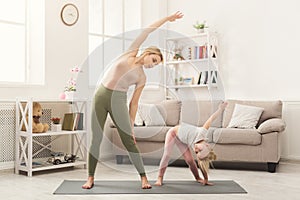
[89,0,163,88]
[0,0,45,85]
[88,0,141,86]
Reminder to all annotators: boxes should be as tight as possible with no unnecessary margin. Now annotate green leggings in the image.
[88,84,146,177]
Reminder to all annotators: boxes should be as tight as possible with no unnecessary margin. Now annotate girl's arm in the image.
[199,167,214,186]
[127,11,183,56]
[203,102,228,130]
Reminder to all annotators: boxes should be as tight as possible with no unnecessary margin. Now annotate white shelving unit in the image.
[15,98,89,176]
[164,32,219,98]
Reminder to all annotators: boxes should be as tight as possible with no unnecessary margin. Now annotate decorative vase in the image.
[65,91,75,100]
[59,92,66,100]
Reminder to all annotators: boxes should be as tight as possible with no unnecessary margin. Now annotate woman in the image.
[155,102,228,186]
[82,11,184,189]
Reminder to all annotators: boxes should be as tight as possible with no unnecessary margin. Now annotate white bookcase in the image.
[164,32,220,99]
[15,98,89,176]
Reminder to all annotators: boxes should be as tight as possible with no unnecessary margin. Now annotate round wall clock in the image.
[60,3,79,26]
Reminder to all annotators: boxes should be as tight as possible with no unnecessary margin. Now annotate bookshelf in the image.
[15,98,89,176]
[164,32,219,97]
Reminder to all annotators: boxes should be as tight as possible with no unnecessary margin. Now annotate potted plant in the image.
[63,66,82,100]
[51,117,62,132]
[51,117,61,124]
[193,21,208,33]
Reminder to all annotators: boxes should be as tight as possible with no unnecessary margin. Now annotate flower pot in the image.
[197,29,204,34]
[65,91,75,100]
[51,124,62,132]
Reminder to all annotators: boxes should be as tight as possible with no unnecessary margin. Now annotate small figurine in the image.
[173,46,185,60]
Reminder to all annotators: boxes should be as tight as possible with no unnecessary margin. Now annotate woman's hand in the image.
[132,133,137,144]
[168,11,184,22]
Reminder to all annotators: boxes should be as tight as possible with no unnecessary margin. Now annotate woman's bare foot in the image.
[82,176,94,189]
[141,176,152,189]
[154,176,163,186]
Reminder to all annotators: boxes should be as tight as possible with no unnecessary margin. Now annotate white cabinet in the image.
[164,32,220,99]
[15,99,89,176]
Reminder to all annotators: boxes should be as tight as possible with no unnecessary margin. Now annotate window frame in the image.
[0,0,45,86]
[88,0,142,87]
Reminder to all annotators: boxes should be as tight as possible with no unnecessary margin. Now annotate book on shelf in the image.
[62,112,83,131]
[197,71,208,85]
[197,72,202,84]
[196,71,217,85]
[210,45,217,58]
[187,45,208,60]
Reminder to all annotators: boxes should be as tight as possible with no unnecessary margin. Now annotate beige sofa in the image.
[111,99,286,172]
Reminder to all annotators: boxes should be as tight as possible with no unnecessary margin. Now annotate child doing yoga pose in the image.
[155,102,228,186]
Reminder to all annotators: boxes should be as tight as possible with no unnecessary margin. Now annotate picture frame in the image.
[211,71,217,84]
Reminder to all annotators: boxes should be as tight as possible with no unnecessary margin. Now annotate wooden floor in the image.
[1,159,299,200]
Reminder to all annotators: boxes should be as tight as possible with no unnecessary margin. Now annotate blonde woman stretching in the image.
[82,11,184,190]
[155,102,228,186]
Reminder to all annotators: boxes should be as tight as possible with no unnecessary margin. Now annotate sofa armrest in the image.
[257,118,286,134]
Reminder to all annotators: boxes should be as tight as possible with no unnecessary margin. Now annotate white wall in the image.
[167,0,300,101]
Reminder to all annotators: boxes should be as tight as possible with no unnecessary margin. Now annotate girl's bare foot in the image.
[141,176,152,189]
[154,176,163,186]
[196,178,204,184]
[82,176,94,189]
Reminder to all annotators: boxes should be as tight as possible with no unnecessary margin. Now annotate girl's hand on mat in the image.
[196,178,204,184]
[201,179,214,186]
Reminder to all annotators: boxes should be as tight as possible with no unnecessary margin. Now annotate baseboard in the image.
[280,155,300,161]
[0,161,14,170]
[280,157,300,163]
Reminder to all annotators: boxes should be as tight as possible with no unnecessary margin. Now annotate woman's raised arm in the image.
[127,11,184,56]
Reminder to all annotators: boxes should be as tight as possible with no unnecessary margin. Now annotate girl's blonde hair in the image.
[138,46,163,63]
[197,150,217,175]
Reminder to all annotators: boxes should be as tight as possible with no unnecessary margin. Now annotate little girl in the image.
[155,102,228,186]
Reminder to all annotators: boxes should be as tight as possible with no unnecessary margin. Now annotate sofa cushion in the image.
[222,100,282,128]
[181,100,223,127]
[156,100,181,126]
[212,128,262,145]
[138,103,165,126]
[134,110,144,126]
[227,104,264,129]
[133,126,172,142]
[257,118,286,134]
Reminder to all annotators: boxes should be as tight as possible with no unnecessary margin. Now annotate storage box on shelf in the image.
[15,98,89,176]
